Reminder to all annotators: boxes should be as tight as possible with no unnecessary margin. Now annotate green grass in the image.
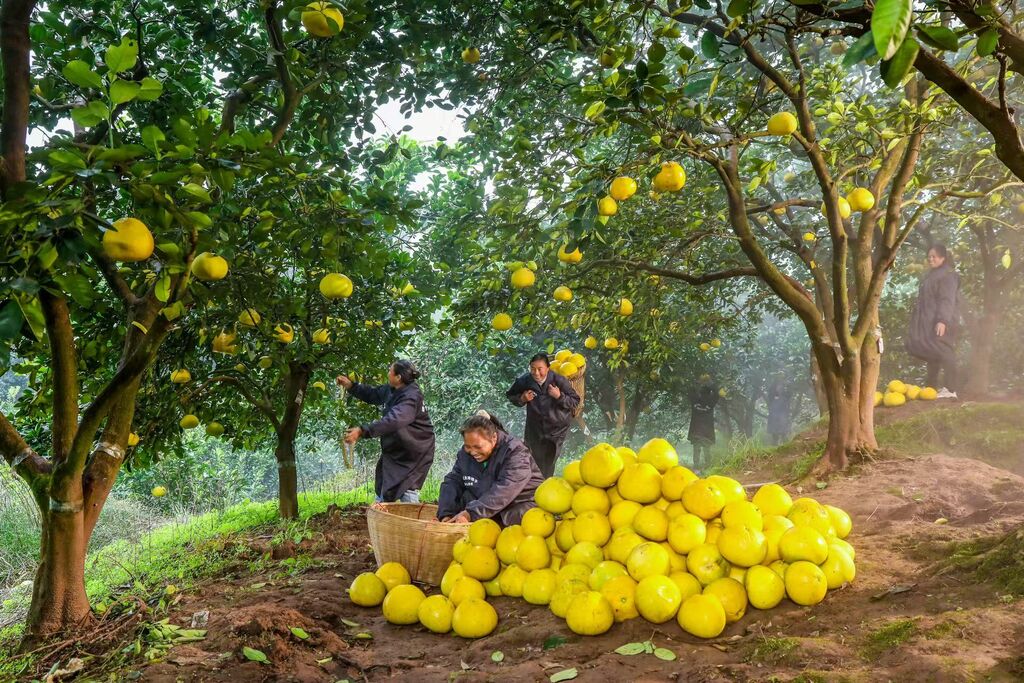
[941,527,1024,596]
[747,636,799,665]
[861,619,917,660]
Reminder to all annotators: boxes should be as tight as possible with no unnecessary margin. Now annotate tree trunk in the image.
[814,339,878,473]
[274,361,311,519]
[24,508,91,642]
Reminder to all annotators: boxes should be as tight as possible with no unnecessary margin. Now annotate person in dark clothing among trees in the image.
[506,352,580,477]
[337,359,435,503]
[906,244,961,399]
[437,411,544,526]
[766,373,792,446]
[689,374,720,472]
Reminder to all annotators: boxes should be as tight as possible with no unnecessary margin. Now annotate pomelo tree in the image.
[0,0,481,640]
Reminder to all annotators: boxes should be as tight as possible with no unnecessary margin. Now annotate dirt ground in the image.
[133,441,1024,683]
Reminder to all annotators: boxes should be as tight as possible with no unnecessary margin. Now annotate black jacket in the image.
[437,431,544,526]
[506,371,580,443]
[906,264,960,362]
[350,382,435,500]
[688,384,719,443]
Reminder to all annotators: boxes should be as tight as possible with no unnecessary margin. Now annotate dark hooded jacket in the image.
[437,431,544,526]
[350,382,435,501]
[506,371,580,443]
[766,380,791,436]
[906,263,960,362]
[688,383,720,443]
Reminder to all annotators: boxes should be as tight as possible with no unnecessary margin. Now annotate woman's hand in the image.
[344,427,362,444]
[547,384,561,400]
[442,510,471,524]
[336,375,354,389]
[935,322,946,337]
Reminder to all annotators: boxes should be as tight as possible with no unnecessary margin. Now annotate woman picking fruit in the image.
[505,353,580,477]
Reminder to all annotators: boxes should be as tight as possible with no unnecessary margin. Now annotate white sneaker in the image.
[936,388,958,399]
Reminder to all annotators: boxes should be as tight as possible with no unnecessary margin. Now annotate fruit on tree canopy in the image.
[102,218,154,262]
[191,252,228,281]
[205,421,224,437]
[554,285,573,302]
[312,328,330,344]
[301,1,344,38]
[821,197,851,220]
[491,313,513,331]
[258,356,273,369]
[558,243,583,263]
[170,368,191,384]
[597,195,618,216]
[617,298,633,316]
[319,273,353,299]
[179,414,199,429]
[847,187,875,212]
[127,432,140,447]
[584,336,598,349]
[274,323,294,344]
[510,267,535,289]
[151,485,167,497]
[653,161,686,192]
[767,112,798,136]
[609,176,637,201]
[238,308,261,327]
[461,46,481,64]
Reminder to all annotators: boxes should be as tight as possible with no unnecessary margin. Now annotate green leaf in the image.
[701,32,720,59]
[141,125,165,153]
[881,37,920,88]
[185,211,212,228]
[109,79,140,105]
[647,41,667,63]
[614,642,646,655]
[161,302,183,321]
[843,31,878,68]
[16,297,44,341]
[242,646,268,663]
[155,273,171,303]
[136,77,163,101]
[727,0,750,18]
[872,0,913,60]
[61,60,103,90]
[0,302,25,341]
[340,618,360,628]
[490,651,504,663]
[584,101,606,120]
[653,647,677,661]
[181,183,212,203]
[977,28,999,57]
[289,627,310,640]
[71,101,110,128]
[48,150,86,170]
[550,669,578,682]
[105,37,139,74]
[916,25,959,52]
[543,635,567,650]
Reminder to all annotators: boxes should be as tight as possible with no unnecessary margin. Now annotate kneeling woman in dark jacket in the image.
[438,411,545,526]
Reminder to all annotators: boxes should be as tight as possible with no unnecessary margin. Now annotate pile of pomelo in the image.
[348,438,856,641]
[549,347,586,378]
[876,379,938,407]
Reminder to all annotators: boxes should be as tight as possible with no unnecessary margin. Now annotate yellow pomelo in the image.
[566,591,614,635]
[606,486,623,506]
[462,546,500,581]
[604,336,619,349]
[468,518,501,548]
[707,475,747,504]
[682,480,726,520]
[669,571,703,601]
[609,176,637,201]
[703,577,747,623]
[382,584,426,624]
[617,297,633,316]
[762,516,795,563]
[102,218,154,262]
[461,46,480,63]
[635,575,682,623]
[767,111,798,136]
[677,593,727,639]
[483,577,502,597]
[191,252,228,281]
[588,561,627,591]
[632,506,670,542]
[523,569,558,605]
[721,500,764,531]
[452,598,498,638]
[779,526,829,564]
[605,529,644,565]
[666,501,687,519]
[546,533,562,557]
[562,460,584,488]
[609,500,643,530]
[626,542,671,581]
[550,578,589,618]
[668,513,707,555]
[170,368,191,384]
[706,518,724,544]
[847,187,875,212]
[788,498,834,535]
[497,564,528,597]
[616,446,637,466]
[905,384,921,400]
[652,161,686,192]
[717,526,768,567]
[565,541,603,569]
[491,313,513,331]
[820,545,856,589]
[597,195,618,216]
[580,443,624,487]
[533,477,574,516]
[662,542,686,573]
[572,511,612,547]
[883,391,906,407]
[495,525,525,565]
[600,575,639,621]
[744,565,785,609]
[348,572,387,607]
[417,595,454,633]
[874,390,884,407]
[301,1,344,38]
[374,562,410,591]
[919,387,938,400]
[825,505,853,539]
[451,537,472,563]
[510,267,535,289]
[584,335,598,349]
[179,415,199,430]
[319,272,353,299]
[238,308,261,327]
[831,537,856,561]
[557,562,591,585]
[557,243,583,264]
[128,433,140,447]
[516,535,551,571]
[785,560,828,606]
[617,463,662,504]
[686,543,731,586]
[729,566,747,584]
[661,465,699,501]
[752,483,793,517]
[571,485,610,515]
[449,576,486,606]
[521,507,556,538]
[440,563,464,596]
[637,438,678,473]
[554,520,575,553]
[553,285,573,302]
[887,379,907,394]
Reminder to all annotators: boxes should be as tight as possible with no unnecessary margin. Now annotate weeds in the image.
[747,636,799,665]
[861,619,917,660]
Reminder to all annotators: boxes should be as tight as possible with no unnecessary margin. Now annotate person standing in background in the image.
[906,244,962,399]
[688,374,720,472]
[766,373,792,446]
[506,353,580,477]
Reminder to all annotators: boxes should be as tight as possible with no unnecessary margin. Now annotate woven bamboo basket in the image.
[567,366,586,417]
[365,503,469,586]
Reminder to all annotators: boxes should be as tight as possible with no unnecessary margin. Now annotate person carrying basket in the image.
[505,352,580,477]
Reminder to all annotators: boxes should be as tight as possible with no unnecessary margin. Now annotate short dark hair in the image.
[460,410,507,437]
[529,353,550,366]
[928,243,948,259]
[390,359,421,384]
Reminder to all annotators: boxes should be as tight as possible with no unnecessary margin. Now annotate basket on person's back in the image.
[549,349,586,418]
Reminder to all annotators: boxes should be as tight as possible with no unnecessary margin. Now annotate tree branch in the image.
[39,290,79,465]
[265,2,299,145]
[1,410,50,488]
[585,258,758,285]
[0,0,36,198]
